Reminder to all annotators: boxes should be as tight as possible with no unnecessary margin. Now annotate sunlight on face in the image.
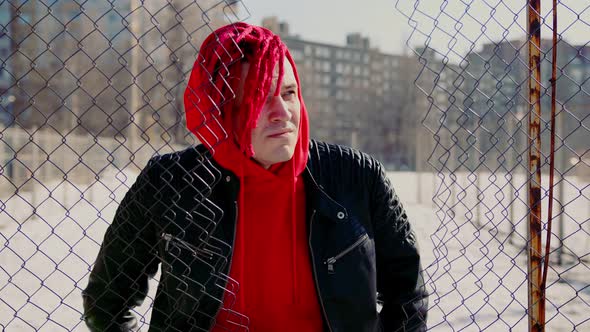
[237,59,301,169]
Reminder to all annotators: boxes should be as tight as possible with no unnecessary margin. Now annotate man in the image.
[83,22,428,332]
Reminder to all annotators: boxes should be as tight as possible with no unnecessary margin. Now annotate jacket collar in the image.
[303,145,349,222]
[196,142,349,222]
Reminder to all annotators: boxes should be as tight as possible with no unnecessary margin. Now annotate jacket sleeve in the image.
[371,162,428,332]
[82,158,161,331]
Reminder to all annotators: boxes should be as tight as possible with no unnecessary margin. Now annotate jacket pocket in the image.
[160,233,217,297]
[161,232,215,261]
[160,233,219,317]
[324,233,369,274]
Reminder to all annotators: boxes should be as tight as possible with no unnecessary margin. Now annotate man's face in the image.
[238,59,301,169]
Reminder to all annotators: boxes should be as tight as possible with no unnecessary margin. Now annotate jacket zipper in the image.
[161,233,215,260]
[309,210,334,332]
[227,200,239,280]
[324,233,369,274]
[210,201,240,327]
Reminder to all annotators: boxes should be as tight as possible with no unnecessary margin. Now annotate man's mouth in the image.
[268,129,293,138]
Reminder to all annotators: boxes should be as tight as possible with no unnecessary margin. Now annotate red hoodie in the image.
[184,23,324,332]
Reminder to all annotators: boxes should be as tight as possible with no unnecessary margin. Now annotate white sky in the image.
[240,0,589,60]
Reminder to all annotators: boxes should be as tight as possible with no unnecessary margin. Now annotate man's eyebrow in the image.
[282,83,297,90]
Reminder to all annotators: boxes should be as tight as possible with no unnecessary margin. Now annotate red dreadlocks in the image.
[184,22,297,157]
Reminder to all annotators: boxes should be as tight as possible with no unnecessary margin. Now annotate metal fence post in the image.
[527,0,544,331]
[556,109,566,266]
[129,0,143,156]
[508,114,516,244]
[31,127,38,215]
[476,126,482,228]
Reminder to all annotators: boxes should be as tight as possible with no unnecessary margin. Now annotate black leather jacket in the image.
[82,140,428,332]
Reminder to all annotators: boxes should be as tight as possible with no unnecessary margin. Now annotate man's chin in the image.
[268,145,296,164]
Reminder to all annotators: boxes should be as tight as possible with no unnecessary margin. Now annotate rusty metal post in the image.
[527,0,544,331]
[541,0,559,326]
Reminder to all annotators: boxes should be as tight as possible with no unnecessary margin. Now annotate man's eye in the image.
[283,90,296,98]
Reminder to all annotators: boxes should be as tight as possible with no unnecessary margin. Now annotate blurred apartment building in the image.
[398,38,588,175]
[0,0,239,142]
[3,6,586,173]
[262,16,426,170]
[463,39,589,175]
[1,4,427,171]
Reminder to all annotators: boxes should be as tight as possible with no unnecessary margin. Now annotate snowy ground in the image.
[390,172,589,332]
[0,169,588,331]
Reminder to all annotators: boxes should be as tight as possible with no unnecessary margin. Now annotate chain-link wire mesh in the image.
[396,0,589,331]
[1,0,589,331]
[0,0,252,330]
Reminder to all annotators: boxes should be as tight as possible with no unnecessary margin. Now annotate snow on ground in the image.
[0,169,588,331]
[389,172,590,332]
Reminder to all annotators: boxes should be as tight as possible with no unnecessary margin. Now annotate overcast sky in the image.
[240,0,589,61]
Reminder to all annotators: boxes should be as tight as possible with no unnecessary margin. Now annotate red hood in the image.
[184,24,322,330]
[183,22,309,178]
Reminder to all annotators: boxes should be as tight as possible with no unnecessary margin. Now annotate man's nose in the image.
[268,96,292,123]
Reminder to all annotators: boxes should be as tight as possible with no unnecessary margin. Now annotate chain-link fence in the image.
[1,0,251,330]
[1,0,588,331]
[395,0,589,331]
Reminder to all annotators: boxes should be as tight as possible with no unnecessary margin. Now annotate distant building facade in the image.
[464,39,589,174]
[2,1,237,142]
[263,17,424,170]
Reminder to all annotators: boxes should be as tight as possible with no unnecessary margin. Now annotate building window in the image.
[315,102,322,112]
[290,49,303,61]
[316,47,330,58]
[316,74,322,84]
[341,64,348,75]
[323,61,331,72]
[305,45,313,55]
